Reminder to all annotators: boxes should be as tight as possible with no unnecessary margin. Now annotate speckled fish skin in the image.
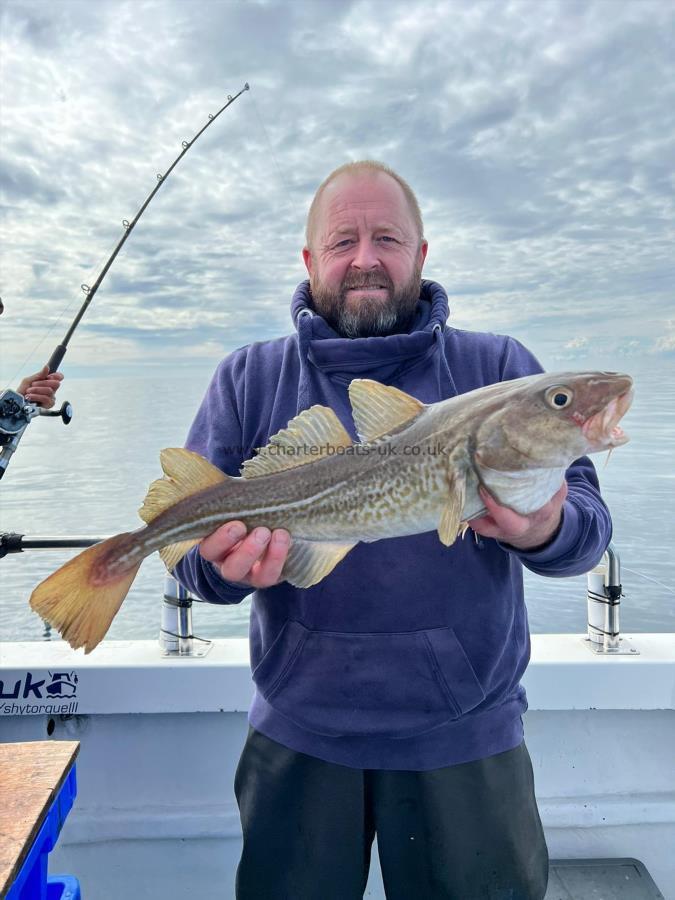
[119,370,633,567]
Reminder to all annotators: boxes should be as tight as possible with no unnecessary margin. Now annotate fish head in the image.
[472,371,634,471]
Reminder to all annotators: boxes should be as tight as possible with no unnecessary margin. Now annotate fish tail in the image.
[29,533,142,654]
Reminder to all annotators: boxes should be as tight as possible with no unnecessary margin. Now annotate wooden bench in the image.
[0,740,79,897]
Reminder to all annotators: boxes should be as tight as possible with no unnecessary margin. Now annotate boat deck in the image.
[545,858,664,899]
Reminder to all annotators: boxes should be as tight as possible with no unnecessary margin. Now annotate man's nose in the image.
[351,238,380,269]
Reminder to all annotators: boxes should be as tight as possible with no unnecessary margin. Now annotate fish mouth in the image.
[582,383,634,450]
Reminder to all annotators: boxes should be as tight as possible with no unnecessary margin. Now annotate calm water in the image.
[1,364,674,645]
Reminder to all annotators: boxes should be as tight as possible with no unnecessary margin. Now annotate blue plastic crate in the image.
[46,874,81,900]
[6,764,80,900]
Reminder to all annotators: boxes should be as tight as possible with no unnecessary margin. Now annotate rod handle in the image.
[47,344,67,373]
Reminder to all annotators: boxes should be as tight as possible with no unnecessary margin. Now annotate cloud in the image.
[1,0,674,384]
[564,337,589,351]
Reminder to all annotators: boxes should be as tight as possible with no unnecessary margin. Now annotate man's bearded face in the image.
[303,172,428,339]
[309,262,423,338]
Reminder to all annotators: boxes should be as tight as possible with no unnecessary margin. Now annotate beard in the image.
[309,264,423,338]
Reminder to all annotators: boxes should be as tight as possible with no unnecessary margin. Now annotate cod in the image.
[30,371,633,653]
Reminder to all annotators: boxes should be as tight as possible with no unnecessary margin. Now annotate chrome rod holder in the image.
[585,543,639,655]
[160,574,212,658]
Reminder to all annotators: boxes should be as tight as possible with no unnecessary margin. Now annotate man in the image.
[175,162,611,899]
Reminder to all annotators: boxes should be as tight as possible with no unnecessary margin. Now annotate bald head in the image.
[305,161,424,251]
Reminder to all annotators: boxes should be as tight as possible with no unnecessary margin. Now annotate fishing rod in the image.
[0,83,250,481]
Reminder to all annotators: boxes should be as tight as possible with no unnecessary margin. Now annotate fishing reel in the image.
[0,388,73,480]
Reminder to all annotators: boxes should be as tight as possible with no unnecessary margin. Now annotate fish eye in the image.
[545,387,573,409]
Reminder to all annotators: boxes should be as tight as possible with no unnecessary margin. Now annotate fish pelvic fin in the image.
[241,406,352,478]
[348,379,425,442]
[29,533,142,654]
[282,538,356,588]
[438,469,467,547]
[140,448,226,524]
[160,539,201,572]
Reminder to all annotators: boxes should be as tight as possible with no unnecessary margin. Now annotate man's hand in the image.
[199,522,291,588]
[470,482,568,551]
[18,366,64,409]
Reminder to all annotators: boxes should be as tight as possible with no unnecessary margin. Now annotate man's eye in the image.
[334,239,352,248]
[378,236,397,243]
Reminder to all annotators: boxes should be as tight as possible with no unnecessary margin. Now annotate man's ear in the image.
[419,240,429,267]
[302,247,313,276]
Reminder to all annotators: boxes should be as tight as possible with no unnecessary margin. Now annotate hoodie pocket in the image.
[252,620,486,738]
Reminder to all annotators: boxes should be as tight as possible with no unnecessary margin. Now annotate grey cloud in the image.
[0,157,64,205]
[1,0,674,380]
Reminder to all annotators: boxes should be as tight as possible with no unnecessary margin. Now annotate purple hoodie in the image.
[175,280,611,770]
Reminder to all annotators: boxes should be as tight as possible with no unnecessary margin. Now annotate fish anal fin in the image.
[160,539,201,572]
[348,379,425,442]
[140,448,226,524]
[282,539,356,588]
[241,406,352,479]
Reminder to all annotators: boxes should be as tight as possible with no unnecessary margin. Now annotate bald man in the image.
[175,161,611,899]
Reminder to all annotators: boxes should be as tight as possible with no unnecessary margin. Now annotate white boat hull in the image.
[2,635,673,899]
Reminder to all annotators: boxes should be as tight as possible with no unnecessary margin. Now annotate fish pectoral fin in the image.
[241,406,353,478]
[437,471,467,547]
[348,379,425,442]
[140,448,227,524]
[282,539,356,588]
[160,539,201,572]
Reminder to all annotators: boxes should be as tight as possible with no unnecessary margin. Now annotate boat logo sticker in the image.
[0,670,79,715]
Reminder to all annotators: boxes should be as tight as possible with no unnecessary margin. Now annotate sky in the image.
[1,0,674,385]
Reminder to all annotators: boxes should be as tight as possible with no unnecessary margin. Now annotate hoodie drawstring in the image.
[433,323,458,398]
[296,309,314,413]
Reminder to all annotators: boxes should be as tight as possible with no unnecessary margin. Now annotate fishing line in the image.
[1,228,125,392]
[622,566,675,596]
[249,92,296,206]
[0,84,250,481]
[8,84,250,381]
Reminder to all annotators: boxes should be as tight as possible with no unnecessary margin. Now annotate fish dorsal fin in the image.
[241,405,352,479]
[282,538,356,588]
[348,379,425,443]
[139,448,226,524]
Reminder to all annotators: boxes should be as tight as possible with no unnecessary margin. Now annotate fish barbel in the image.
[30,371,633,652]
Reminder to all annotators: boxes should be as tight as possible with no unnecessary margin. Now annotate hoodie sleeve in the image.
[172,352,252,605]
[496,336,613,577]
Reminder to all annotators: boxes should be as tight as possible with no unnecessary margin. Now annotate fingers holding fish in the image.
[470,483,568,551]
[246,529,291,588]
[199,522,291,587]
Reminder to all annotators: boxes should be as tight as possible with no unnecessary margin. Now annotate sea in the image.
[1,363,674,645]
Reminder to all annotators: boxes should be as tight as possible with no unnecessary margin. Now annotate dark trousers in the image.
[234,728,549,900]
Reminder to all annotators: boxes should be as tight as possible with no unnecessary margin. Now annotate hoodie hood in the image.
[291,279,457,411]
